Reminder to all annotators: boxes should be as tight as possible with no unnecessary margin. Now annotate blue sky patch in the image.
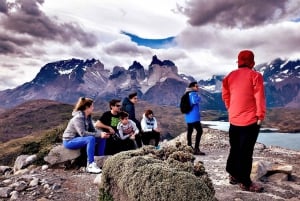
[121,31,176,49]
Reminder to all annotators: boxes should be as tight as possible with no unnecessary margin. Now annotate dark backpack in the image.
[180,92,192,113]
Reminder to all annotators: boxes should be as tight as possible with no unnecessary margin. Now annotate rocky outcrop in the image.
[43,145,80,166]
[0,128,299,201]
[99,145,217,201]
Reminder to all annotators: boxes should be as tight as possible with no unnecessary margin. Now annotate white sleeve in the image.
[153,117,158,129]
[117,123,128,140]
[141,118,147,132]
[130,120,139,134]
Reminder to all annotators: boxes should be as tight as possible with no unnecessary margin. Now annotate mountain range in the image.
[0,55,299,110]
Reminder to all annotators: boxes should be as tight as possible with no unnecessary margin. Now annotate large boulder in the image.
[99,143,217,201]
[44,145,81,165]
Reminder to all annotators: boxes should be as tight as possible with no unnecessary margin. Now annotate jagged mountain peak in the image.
[150,55,175,67]
[256,58,300,83]
[0,56,299,110]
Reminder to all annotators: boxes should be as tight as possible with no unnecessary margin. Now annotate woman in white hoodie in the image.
[63,97,109,173]
[140,109,161,147]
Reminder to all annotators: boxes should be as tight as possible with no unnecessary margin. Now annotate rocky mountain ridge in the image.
[0,56,299,110]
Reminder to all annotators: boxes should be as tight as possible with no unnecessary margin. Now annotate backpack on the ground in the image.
[180,92,192,113]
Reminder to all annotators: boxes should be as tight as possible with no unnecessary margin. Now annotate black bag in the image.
[180,92,192,114]
[111,133,121,141]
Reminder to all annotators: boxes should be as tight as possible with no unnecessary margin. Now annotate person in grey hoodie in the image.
[63,97,109,173]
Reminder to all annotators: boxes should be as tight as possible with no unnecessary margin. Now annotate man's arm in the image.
[95,120,115,134]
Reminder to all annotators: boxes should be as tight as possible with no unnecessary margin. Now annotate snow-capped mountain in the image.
[198,58,300,108]
[0,56,299,110]
[256,58,300,107]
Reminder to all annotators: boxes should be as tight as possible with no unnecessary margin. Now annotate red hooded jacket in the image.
[222,51,266,126]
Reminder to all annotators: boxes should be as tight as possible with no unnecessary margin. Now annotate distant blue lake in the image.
[202,121,300,151]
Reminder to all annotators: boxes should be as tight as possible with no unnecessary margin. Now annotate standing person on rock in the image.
[62,97,109,174]
[222,50,266,192]
[122,92,143,148]
[183,82,205,155]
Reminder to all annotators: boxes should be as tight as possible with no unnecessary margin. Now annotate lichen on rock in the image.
[99,144,216,201]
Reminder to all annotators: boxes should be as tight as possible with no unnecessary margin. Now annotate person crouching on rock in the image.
[62,97,110,174]
[141,109,161,149]
[117,111,139,151]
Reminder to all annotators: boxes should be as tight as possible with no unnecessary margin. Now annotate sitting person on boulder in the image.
[140,109,161,148]
[117,111,139,151]
[95,99,123,155]
[62,97,110,174]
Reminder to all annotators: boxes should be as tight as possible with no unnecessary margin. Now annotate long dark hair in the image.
[73,97,94,112]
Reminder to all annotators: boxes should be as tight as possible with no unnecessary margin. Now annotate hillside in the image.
[0,99,73,143]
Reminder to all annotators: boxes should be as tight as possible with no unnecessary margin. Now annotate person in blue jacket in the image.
[184,82,205,155]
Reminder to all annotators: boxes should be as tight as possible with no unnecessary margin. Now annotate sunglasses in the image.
[115,105,121,107]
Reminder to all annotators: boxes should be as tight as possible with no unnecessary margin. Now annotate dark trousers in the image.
[104,137,122,155]
[141,131,160,146]
[187,121,203,149]
[133,120,143,148]
[226,122,260,186]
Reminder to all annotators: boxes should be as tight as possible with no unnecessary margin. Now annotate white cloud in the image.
[0,0,300,90]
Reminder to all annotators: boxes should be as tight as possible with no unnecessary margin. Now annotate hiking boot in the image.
[229,175,238,185]
[193,148,205,155]
[86,162,102,174]
[239,182,264,193]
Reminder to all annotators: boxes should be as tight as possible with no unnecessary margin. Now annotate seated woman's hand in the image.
[129,134,136,140]
[101,132,110,138]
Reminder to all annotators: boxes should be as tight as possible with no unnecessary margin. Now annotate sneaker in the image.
[229,175,238,185]
[239,182,264,193]
[86,162,102,174]
[194,148,205,155]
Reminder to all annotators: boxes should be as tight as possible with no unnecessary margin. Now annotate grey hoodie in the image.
[63,111,101,141]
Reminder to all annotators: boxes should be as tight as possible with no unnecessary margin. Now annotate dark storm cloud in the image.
[104,40,151,56]
[0,0,8,13]
[0,0,97,55]
[0,32,32,54]
[179,0,299,28]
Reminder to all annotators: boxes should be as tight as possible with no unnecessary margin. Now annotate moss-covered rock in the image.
[99,144,217,201]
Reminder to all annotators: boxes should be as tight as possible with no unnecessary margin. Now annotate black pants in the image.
[187,121,203,149]
[104,137,122,155]
[133,120,143,148]
[226,122,260,186]
[141,131,160,146]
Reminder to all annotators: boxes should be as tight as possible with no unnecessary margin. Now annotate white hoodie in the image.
[141,113,158,132]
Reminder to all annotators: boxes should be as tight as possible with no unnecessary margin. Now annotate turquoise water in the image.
[202,121,300,151]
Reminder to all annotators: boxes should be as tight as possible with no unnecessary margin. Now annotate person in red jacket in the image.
[222,50,266,192]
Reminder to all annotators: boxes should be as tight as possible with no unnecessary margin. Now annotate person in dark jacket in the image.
[122,92,143,147]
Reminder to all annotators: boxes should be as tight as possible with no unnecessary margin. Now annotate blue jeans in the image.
[95,138,106,156]
[63,136,96,164]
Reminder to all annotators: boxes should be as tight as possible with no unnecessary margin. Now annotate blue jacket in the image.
[184,91,201,123]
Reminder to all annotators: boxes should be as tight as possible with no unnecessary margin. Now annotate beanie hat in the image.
[238,50,255,68]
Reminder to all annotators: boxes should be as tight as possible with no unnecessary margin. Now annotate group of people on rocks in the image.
[62,92,161,174]
[62,50,266,193]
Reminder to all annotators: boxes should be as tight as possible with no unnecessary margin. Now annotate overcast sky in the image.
[0,0,300,90]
